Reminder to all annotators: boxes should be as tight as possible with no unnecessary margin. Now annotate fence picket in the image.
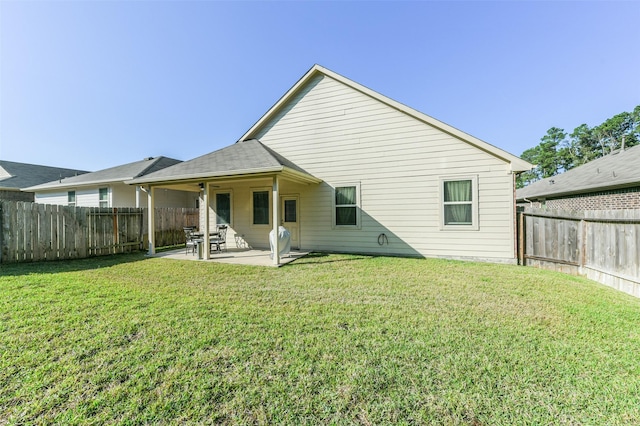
[522,207,640,298]
[1,201,198,263]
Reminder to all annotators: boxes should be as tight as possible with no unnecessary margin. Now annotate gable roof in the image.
[240,64,533,173]
[516,144,640,200]
[0,160,88,191]
[128,139,321,185]
[24,156,182,191]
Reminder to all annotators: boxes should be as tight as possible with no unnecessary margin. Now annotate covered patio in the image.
[151,247,310,267]
[128,139,322,266]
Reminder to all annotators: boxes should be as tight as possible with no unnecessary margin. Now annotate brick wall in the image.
[544,187,640,210]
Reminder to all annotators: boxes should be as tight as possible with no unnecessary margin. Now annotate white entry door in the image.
[281,195,299,249]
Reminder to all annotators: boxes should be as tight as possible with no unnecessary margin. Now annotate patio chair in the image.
[183,227,197,255]
[210,225,227,253]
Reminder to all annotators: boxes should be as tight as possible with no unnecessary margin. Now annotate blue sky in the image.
[1,1,638,171]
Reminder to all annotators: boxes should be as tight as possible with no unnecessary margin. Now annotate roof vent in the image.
[549,179,555,185]
[144,157,154,161]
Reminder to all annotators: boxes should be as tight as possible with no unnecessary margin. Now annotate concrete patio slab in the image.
[151,247,309,267]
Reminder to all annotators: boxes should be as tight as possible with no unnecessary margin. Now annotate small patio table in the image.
[191,232,221,259]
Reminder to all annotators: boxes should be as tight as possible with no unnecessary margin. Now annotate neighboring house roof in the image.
[128,139,321,185]
[0,160,88,191]
[24,156,182,191]
[240,64,533,173]
[517,144,640,201]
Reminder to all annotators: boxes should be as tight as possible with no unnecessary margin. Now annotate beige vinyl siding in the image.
[35,184,197,208]
[34,192,72,206]
[198,178,307,250]
[118,184,197,208]
[251,74,517,261]
[35,188,101,207]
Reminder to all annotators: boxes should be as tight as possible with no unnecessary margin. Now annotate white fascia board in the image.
[281,167,322,185]
[127,167,320,187]
[126,166,286,186]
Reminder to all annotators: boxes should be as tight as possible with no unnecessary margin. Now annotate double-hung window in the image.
[440,176,478,230]
[215,192,232,226]
[333,183,360,228]
[99,187,109,208]
[68,191,76,207]
[252,190,270,225]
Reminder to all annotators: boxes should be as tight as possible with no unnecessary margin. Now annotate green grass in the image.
[1,253,639,425]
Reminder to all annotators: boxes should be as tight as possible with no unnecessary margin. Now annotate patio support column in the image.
[203,182,211,260]
[272,175,280,265]
[147,186,155,255]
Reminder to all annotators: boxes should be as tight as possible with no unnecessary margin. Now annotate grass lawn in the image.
[1,253,639,424]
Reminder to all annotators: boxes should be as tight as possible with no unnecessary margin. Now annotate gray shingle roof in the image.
[24,156,182,191]
[516,144,640,200]
[0,161,89,191]
[128,139,319,184]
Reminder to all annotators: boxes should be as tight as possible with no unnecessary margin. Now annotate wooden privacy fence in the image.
[517,207,640,298]
[142,207,199,248]
[0,201,143,263]
[0,201,199,264]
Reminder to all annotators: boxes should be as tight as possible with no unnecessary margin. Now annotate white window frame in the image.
[332,182,361,229]
[67,190,76,207]
[250,187,271,227]
[214,190,233,227]
[439,175,479,231]
[99,187,109,208]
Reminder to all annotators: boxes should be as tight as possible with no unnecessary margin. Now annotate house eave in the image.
[127,166,322,186]
[517,181,640,201]
[23,178,137,192]
[281,167,323,184]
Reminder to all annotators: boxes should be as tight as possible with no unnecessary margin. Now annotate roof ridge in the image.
[134,156,162,178]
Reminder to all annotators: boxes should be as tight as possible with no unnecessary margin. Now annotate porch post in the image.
[147,186,155,255]
[272,175,280,265]
[203,182,211,260]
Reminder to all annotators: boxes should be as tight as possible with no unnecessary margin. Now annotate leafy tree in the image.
[516,146,541,188]
[568,123,599,166]
[517,105,639,188]
[537,127,567,178]
[515,128,566,188]
[594,110,639,154]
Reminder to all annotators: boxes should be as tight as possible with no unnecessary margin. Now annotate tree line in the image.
[516,105,640,188]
